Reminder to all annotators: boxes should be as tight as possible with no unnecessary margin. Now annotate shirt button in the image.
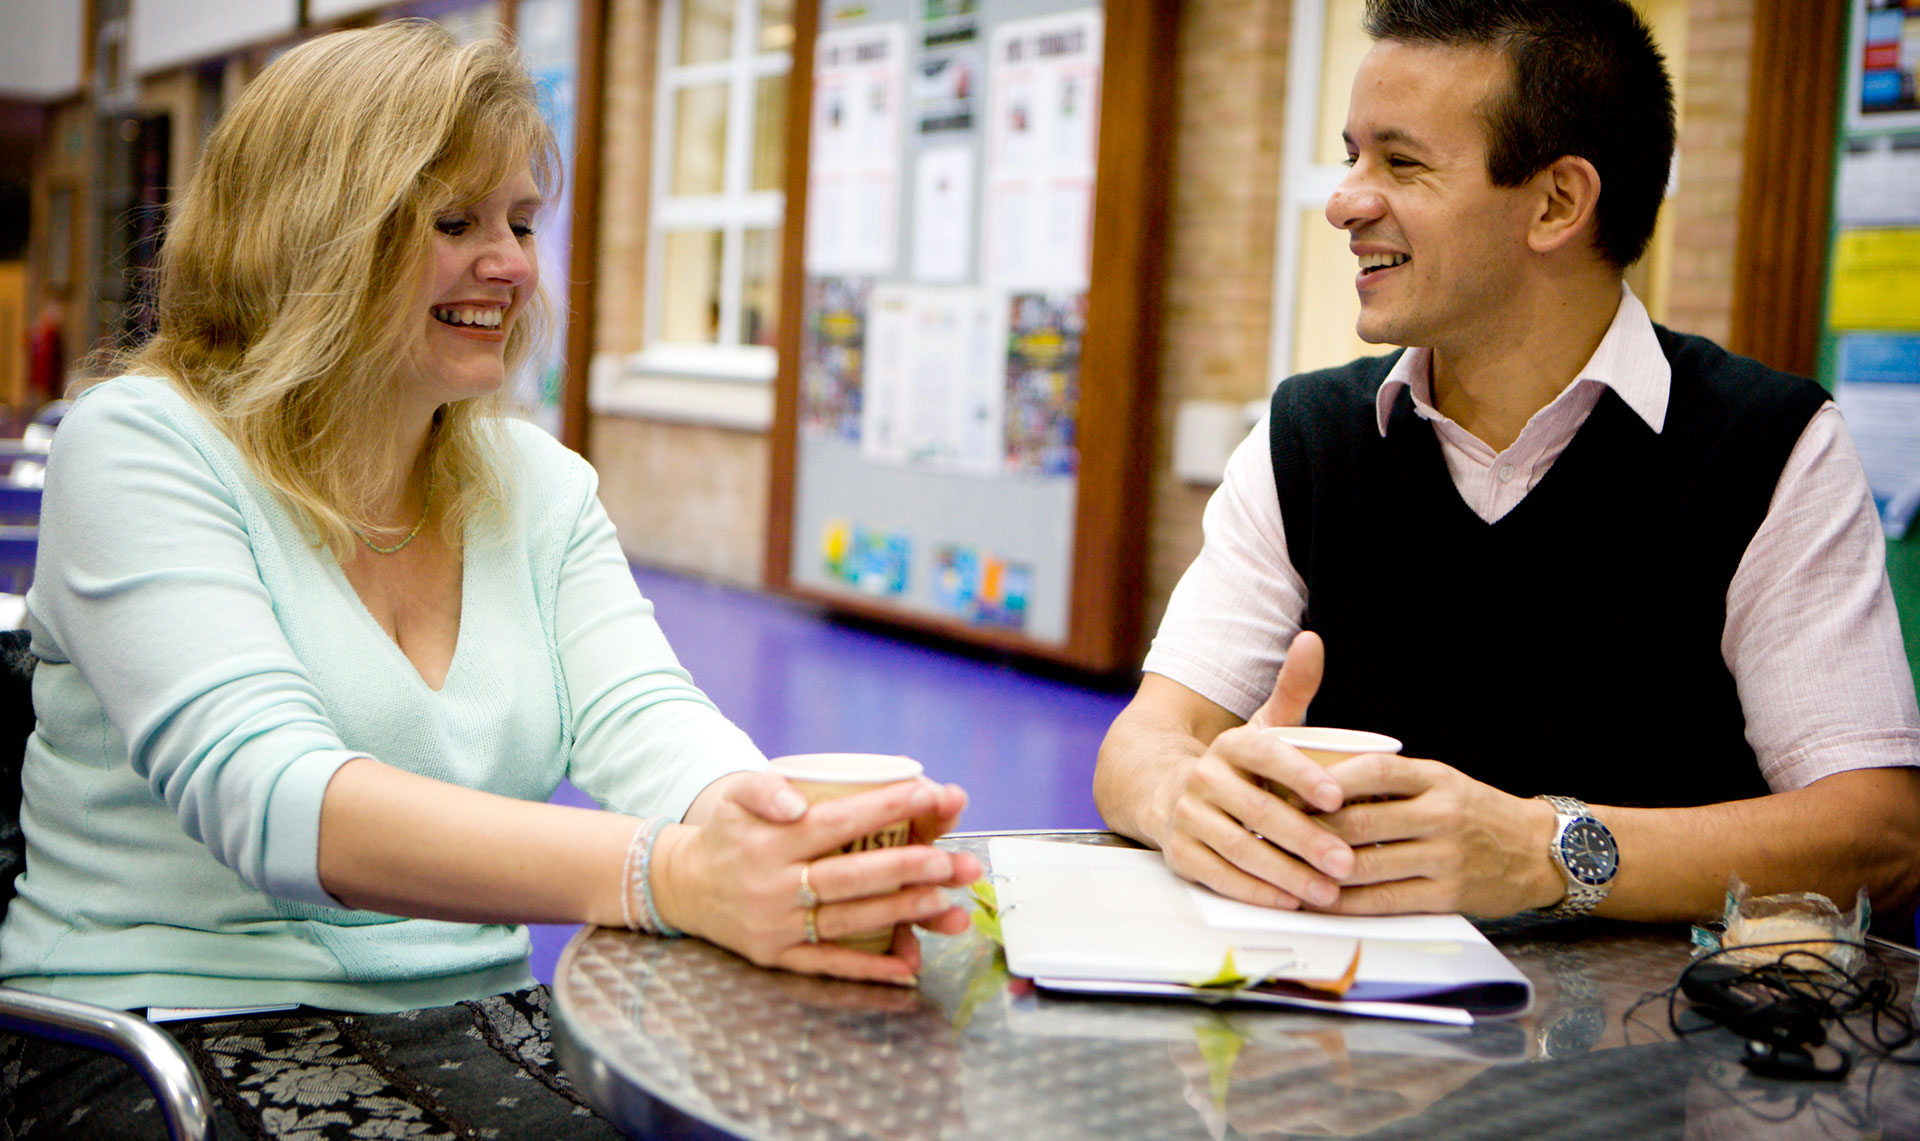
[1497,464,1516,483]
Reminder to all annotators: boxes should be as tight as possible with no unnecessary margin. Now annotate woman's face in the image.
[406,167,541,414]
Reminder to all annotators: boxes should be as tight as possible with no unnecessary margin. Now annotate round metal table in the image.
[552,831,1920,1140]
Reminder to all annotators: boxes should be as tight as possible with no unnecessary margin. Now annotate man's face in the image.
[1326,40,1540,353]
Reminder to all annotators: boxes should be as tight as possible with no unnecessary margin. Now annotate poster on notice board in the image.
[807,24,906,275]
[1833,1,1920,536]
[1847,0,1920,132]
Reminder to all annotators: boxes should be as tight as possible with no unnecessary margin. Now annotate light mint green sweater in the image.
[0,376,764,1012]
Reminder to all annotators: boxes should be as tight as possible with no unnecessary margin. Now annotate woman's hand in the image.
[649,771,983,985]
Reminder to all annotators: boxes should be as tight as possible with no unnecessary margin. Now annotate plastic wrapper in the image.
[1690,877,1869,977]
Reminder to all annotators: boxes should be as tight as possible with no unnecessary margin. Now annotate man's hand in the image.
[1146,632,1371,911]
[1314,755,1565,917]
[1097,630,1567,919]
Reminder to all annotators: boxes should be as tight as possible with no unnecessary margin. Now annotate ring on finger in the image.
[803,906,820,945]
[796,862,819,910]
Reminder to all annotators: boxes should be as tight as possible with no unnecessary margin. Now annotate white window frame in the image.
[636,0,789,387]
[1268,0,1347,393]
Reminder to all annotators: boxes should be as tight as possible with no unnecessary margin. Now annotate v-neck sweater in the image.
[1143,290,1919,793]
[1268,329,1827,806]
[0,376,765,1013]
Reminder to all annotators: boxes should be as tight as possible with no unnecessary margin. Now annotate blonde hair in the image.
[122,19,559,553]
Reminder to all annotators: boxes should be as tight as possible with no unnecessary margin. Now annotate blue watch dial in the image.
[1559,819,1618,886]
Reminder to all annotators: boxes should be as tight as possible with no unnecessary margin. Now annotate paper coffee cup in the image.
[767,753,925,953]
[1267,726,1401,766]
[1258,728,1400,805]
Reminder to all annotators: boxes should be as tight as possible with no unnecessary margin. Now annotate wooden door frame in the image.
[1728,0,1846,379]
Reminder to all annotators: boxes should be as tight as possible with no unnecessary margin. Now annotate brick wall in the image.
[1663,0,1753,346]
[1141,0,1294,648]
[595,0,653,357]
[589,0,771,585]
[591,415,770,584]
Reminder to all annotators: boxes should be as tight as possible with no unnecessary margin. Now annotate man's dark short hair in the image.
[1364,0,1675,269]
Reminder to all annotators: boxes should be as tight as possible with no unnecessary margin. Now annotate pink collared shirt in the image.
[1143,288,1920,792]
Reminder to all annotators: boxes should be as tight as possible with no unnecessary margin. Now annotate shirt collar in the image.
[1373,283,1671,436]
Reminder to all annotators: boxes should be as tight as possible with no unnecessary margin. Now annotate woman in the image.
[0,21,980,1139]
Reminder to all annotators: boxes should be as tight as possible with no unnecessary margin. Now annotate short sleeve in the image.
[1141,413,1308,720]
[1722,404,1920,790]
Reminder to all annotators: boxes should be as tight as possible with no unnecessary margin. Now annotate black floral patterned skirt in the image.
[0,985,626,1140]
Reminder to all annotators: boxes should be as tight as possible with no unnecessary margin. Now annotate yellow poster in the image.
[1829,227,1920,332]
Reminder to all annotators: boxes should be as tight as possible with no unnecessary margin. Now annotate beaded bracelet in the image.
[620,817,682,938]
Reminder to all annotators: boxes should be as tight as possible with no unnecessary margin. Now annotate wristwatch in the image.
[1537,794,1617,919]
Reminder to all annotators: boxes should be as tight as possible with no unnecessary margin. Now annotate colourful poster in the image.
[1836,333,1920,537]
[932,544,1030,629]
[517,0,577,436]
[913,48,979,135]
[823,520,911,596]
[1849,0,1920,131]
[1828,227,1920,331]
[801,277,872,440]
[1004,292,1086,476]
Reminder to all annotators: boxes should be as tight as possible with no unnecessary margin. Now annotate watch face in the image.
[1559,819,1618,885]
[1541,1005,1606,1059]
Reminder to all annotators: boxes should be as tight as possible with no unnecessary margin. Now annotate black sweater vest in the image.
[1268,328,1827,808]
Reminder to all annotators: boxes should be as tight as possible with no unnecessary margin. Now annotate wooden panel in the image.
[761,0,818,591]
[1728,0,1844,378]
[0,264,23,408]
[562,0,608,454]
[1065,0,1178,673]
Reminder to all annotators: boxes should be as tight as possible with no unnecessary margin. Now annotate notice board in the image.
[1827,0,1920,686]
[766,0,1173,673]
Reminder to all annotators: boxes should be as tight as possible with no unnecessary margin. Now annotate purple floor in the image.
[528,564,1133,982]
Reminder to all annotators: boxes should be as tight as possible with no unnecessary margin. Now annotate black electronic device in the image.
[1740,1038,1852,1081]
[1631,941,1919,1085]
[1678,960,1857,1080]
[1679,961,1826,1049]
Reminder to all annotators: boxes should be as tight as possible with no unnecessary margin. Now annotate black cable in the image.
[1626,938,1920,1072]
[1614,937,1919,1130]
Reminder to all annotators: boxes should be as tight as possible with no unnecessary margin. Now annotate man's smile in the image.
[1358,252,1410,275]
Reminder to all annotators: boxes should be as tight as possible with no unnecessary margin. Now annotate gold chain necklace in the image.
[357,470,435,555]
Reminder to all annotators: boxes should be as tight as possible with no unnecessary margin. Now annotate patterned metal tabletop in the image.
[552,831,1920,1140]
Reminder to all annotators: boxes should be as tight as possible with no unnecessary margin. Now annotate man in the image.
[1094,0,1920,925]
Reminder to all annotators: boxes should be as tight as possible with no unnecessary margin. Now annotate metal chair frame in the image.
[0,627,215,1140]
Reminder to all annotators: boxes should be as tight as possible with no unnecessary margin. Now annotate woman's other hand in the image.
[650,771,983,985]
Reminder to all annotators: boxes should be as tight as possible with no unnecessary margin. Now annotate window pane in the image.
[750,74,789,192]
[739,227,781,346]
[678,0,734,65]
[661,229,724,343]
[672,83,729,195]
[758,0,794,51]
[1293,208,1371,374]
[1315,0,1372,166]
